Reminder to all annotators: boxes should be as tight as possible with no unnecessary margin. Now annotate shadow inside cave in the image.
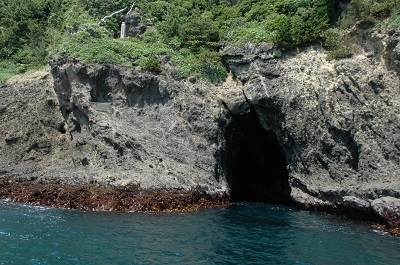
[230,110,291,204]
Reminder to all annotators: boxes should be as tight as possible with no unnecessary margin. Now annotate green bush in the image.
[138,56,161,72]
[244,2,274,22]
[82,0,133,36]
[225,21,273,44]
[156,5,187,38]
[139,1,170,22]
[264,13,292,47]
[323,28,353,60]
[57,27,170,67]
[141,29,163,43]
[388,12,400,28]
[222,0,333,48]
[171,47,226,83]
[179,9,219,49]
[0,0,53,62]
[198,49,227,83]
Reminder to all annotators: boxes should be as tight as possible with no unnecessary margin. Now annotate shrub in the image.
[138,56,161,72]
[82,0,133,35]
[156,5,187,38]
[198,48,227,83]
[139,1,170,22]
[388,12,400,28]
[244,2,274,22]
[323,28,353,60]
[172,48,199,77]
[179,9,219,49]
[171,47,226,83]
[264,13,292,47]
[141,29,162,43]
[225,21,273,44]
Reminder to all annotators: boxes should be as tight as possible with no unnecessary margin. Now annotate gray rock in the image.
[385,29,400,72]
[1,30,399,226]
[0,61,231,194]
[122,12,146,38]
[220,36,400,224]
[188,76,197,83]
[371,197,400,227]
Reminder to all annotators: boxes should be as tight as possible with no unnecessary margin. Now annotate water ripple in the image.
[0,201,399,264]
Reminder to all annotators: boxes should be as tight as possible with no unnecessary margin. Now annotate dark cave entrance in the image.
[230,110,291,204]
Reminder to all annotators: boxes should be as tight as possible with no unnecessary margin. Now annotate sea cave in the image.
[230,110,291,204]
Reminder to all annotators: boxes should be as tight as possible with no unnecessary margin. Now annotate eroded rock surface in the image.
[0,60,231,193]
[220,33,400,227]
[1,31,399,227]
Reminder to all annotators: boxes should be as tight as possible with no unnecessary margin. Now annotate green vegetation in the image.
[323,28,353,60]
[0,60,26,84]
[1,0,400,84]
[324,0,400,59]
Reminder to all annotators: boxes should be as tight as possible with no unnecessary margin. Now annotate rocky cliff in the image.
[220,34,400,227]
[1,30,399,228]
[0,58,231,192]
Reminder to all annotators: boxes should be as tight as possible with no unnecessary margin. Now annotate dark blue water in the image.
[1,200,399,265]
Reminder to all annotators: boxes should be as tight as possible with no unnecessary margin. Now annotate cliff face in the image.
[220,34,400,225]
[0,59,232,192]
[1,31,399,225]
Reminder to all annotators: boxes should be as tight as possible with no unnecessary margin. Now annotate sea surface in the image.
[0,200,399,265]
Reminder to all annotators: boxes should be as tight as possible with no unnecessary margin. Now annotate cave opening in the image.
[230,110,291,204]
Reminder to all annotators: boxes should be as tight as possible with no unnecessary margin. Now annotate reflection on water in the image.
[1,200,399,264]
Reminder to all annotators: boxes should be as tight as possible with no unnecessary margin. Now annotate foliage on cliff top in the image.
[1,0,399,84]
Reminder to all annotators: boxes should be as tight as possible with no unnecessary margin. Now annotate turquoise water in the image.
[0,200,399,265]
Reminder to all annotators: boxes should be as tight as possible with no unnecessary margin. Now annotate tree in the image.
[180,8,219,49]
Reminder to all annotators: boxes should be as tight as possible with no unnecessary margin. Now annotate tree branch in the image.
[99,7,128,26]
[127,2,136,14]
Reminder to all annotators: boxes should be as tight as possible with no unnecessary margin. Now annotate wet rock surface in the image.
[0,177,229,212]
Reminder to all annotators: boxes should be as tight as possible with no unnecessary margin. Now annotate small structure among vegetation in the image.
[1,0,399,83]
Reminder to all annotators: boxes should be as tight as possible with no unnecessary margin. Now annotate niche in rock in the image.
[231,110,291,204]
[90,83,112,103]
[88,76,113,112]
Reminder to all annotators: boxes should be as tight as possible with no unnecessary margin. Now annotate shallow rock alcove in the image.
[230,110,291,204]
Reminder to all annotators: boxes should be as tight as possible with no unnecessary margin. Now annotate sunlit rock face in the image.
[220,31,400,226]
[1,30,399,226]
[0,58,232,193]
[121,12,146,38]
